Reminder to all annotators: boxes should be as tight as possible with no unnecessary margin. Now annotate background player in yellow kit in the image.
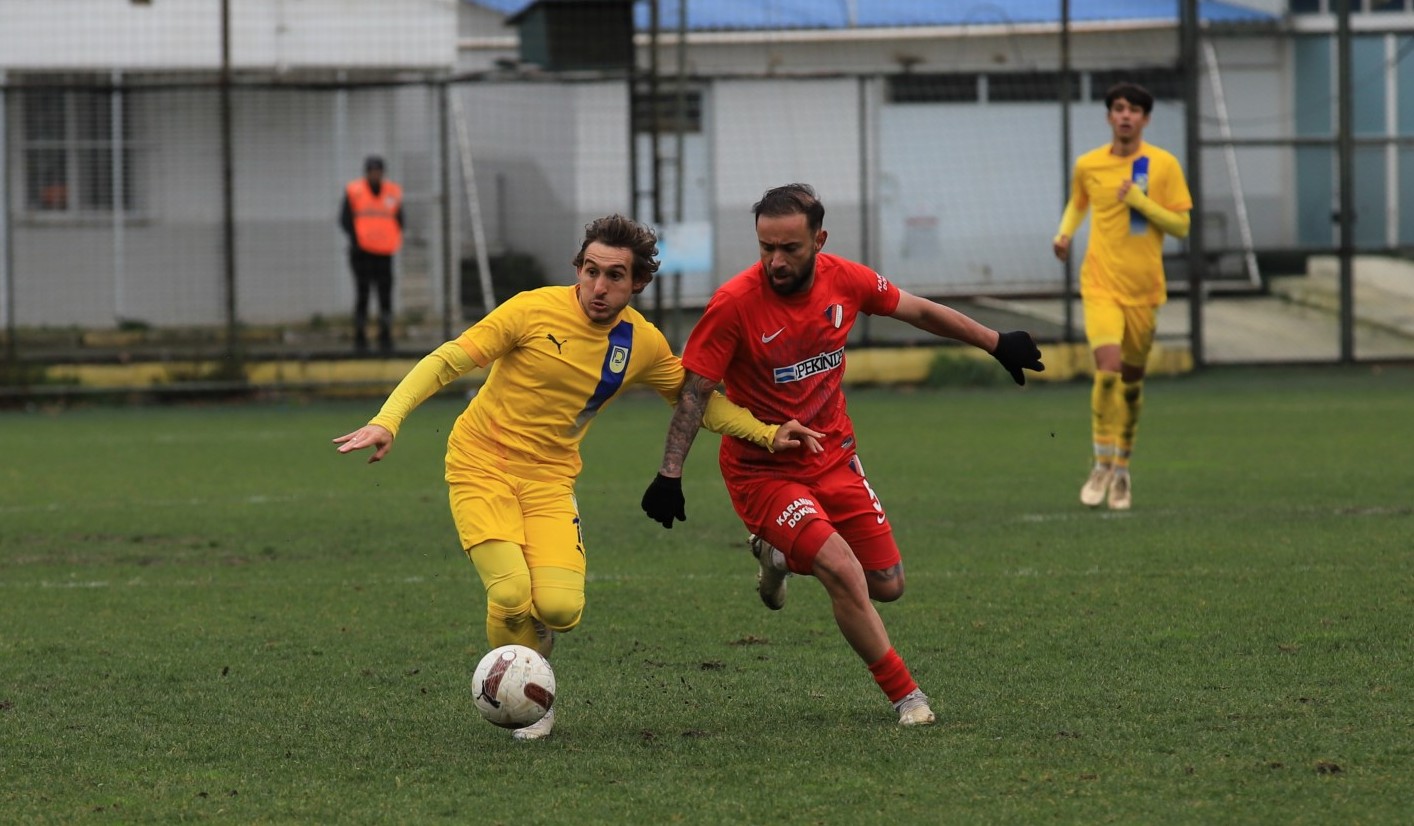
[334,214,821,740]
[1053,82,1192,511]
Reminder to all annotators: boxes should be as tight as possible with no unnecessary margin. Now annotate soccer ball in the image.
[471,644,556,729]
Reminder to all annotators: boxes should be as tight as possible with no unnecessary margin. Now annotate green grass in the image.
[2,366,1412,824]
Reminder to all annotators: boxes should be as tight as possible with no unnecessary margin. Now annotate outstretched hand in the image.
[773,419,825,454]
[332,424,394,464]
[641,473,686,529]
[991,331,1045,386]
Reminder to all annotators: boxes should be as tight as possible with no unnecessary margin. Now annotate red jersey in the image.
[682,252,900,481]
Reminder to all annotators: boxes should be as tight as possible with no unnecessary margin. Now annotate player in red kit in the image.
[641,183,1044,726]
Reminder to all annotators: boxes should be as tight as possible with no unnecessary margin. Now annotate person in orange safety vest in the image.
[339,155,404,354]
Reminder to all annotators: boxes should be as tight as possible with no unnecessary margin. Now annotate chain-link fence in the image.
[3,2,1412,393]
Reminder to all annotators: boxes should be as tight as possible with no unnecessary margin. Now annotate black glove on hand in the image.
[641,473,687,529]
[991,330,1045,386]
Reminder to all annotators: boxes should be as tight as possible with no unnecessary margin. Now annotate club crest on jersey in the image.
[823,304,843,329]
[608,345,629,374]
[774,347,844,384]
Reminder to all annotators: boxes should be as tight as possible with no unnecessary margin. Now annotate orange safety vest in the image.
[346,178,404,255]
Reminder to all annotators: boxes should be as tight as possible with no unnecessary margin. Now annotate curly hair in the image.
[572,214,661,292]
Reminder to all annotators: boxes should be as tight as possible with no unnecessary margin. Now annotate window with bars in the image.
[633,88,703,134]
[884,69,1179,104]
[1089,69,1183,102]
[886,74,981,103]
[1289,0,1409,12]
[20,84,136,216]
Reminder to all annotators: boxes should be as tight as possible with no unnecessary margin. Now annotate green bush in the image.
[923,349,1008,387]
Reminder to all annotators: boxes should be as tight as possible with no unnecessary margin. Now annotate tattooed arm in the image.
[641,371,718,529]
[659,370,716,477]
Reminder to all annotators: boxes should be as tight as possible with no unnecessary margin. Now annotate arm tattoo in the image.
[660,372,715,476]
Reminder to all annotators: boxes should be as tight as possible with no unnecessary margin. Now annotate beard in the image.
[767,252,816,296]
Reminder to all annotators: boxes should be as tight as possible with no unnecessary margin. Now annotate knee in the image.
[811,542,868,598]
[868,578,905,603]
[534,592,584,633]
[484,574,532,619]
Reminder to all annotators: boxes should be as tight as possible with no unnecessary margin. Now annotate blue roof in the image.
[470,1,1276,30]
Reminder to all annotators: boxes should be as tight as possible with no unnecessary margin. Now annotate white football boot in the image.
[748,534,789,611]
[1080,464,1113,507]
[511,706,555,741]
[894,689,936,727]
[1107,470,1132,511]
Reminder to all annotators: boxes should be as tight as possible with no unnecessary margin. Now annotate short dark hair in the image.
[1104,82,1153,115]
[572,214,661,291]
[752,183,825,234]
[364,155,385,172]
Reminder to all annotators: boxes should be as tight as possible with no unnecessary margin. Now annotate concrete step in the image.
[1269,256,1414,339]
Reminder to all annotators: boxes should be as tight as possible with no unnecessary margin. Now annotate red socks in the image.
[867,648,917,703]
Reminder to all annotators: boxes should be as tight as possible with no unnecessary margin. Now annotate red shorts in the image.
[725,453,900,575]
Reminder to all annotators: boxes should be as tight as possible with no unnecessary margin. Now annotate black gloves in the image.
[641,473,687,529]
[991,330,1045,386]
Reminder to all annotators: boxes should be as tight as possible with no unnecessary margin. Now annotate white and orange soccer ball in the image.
[471,644,556,729]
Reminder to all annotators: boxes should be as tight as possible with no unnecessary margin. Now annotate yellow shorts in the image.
[1083,298,1158,368]
[445,457,586,575]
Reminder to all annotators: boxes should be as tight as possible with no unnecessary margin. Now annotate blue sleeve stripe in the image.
[1129,156,1151,235]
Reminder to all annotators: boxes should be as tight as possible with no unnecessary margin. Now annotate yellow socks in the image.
[1091,370,1122,467]
[1116,379,1144,470]
[469,539,540,650]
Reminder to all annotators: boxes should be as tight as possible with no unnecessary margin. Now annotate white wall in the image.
[0,0,457,72]
[709,78,865,286]
[1195,36,1297,252]
[457,81,632,291]
[9,84,441,327]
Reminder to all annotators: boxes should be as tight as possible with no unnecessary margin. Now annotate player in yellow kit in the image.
[1053,82,1192,511]
[334,214,822,740]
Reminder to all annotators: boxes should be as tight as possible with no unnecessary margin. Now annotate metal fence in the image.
[2,3,1412,393]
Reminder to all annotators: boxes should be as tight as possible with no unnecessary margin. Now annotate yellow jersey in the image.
[1069,142,1192,305]
[367,284,777,481]
[448,286,690,480]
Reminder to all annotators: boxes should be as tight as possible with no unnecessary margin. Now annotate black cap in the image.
[364,155,385,172]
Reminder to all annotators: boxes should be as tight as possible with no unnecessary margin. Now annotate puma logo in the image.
[546,334,568,353]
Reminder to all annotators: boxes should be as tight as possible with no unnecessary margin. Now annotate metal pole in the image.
[0,71,13,363]
[1182,0,1205,368]
[649,0,663,327]
[220,0,239,360]
[858,77,870,268]
[627,12,639,224]
[1202,41,1261,287]
[858,76,872,346]
[1060,0,1075,343]
[1336,0,1355,363]
[439,82,455,339]
[450,93,495,316]
[111,70,126,324]
[673,0,686,226]
[671,0,687,350]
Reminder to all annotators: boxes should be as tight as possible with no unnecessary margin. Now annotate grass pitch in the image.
[2,366,1411,823]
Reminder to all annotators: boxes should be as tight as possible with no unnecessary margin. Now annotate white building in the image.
[1,0,457,329]
[5,0,1411,333]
